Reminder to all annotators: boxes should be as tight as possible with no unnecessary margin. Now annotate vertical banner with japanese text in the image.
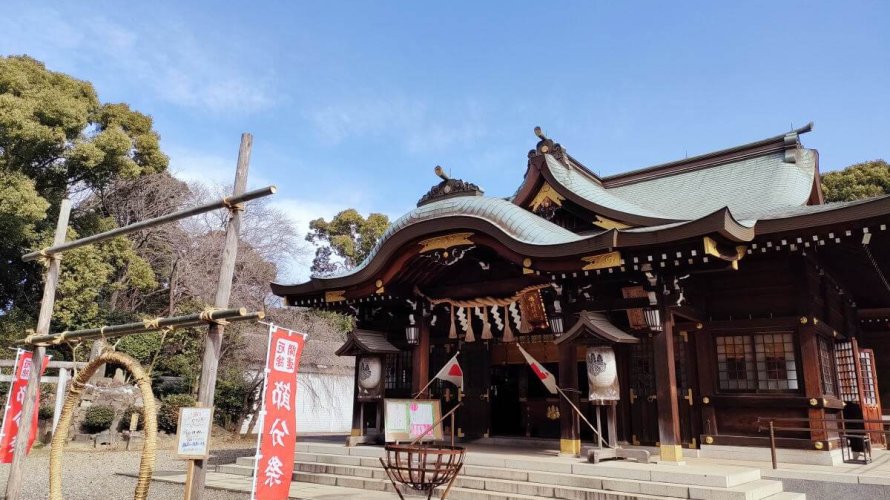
[0,350,50,463]
[251,325,307,500]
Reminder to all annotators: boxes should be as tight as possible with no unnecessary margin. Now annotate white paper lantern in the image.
[587,346,619,401]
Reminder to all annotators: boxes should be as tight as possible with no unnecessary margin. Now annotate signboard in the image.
[176,407,214,459]
[587,346,620,402]
[384,399,443,442]
[0,350,50,463]
[251,325,307,500]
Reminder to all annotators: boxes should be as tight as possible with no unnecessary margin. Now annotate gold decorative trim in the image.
[593,215,632,230]
[325,290,346,303]
[560,438,581,455]
[679,331,688,343]
[581,251,622,271]
[660,444,684,462]
[704,436,714,444]
[703,236,747,267]
[418,232,474,253]
[814,441,824,450]
[528,182,564,211]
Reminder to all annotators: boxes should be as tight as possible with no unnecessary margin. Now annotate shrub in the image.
[118,405,144,431]
[38,405,54,421]
[158,393,196,433]
[81,405,115,433]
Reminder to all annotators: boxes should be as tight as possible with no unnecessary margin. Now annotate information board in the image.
[383,399,443,443]
[176,406,214,459]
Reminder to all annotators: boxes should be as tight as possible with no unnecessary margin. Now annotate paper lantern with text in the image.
[587,346,620,402]
[357,355,384,401]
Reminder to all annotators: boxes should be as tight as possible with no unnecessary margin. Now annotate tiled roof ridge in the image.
[600,122,813,187]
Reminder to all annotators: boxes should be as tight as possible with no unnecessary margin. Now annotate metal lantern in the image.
[405,325,420,345]
[643,307,662,332]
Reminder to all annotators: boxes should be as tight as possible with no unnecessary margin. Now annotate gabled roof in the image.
[554,311,640,345]
[335,329,400,356]
[513,124,819,226]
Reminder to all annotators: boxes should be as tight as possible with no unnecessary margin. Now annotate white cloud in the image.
[0,5,274,114]
[308,95,488,153]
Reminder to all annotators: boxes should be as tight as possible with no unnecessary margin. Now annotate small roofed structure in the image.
[335,329,401,356]
[554,311,640,345]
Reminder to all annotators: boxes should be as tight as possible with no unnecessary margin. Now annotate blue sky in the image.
[2,2,888,280]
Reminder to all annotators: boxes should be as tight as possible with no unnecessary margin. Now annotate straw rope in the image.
[413,283,550,308]
[49,351,157,500]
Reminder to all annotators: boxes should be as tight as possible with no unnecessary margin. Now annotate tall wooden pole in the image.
[190,133,252,499]
[6,199,71,500]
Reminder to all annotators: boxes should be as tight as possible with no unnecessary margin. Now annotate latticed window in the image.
[754,333,798,390]
[384,351,413,395]
[860,351,878,405]
[817,337,837,396]
[716,336,755,390]
[835,342,859,402]
[717,333,798,391]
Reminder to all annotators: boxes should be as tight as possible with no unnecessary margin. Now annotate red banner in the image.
[252,325,307,500]
[0,350,50,463]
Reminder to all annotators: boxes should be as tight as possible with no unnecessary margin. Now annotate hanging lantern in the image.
[405,325,420,345]
[643,307,662,332]
[549,314,564,337]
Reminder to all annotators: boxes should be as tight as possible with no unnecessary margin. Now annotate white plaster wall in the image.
[240,371,354,435]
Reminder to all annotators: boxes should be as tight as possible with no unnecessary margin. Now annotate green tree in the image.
[306,209,389,275]
[822,160,890,202]
[0,55,167,340]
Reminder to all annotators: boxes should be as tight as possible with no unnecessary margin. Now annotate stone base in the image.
[588,446,651,464]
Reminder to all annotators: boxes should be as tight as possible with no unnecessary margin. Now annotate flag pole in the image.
[556,387,610,448]
[412,377,438,400]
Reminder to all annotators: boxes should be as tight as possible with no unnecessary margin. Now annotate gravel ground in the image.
[0,438,256,500]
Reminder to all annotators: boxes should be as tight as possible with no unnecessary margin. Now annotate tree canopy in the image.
[821,159,890,202]
[306,209,389,275]
[0,55,168,320]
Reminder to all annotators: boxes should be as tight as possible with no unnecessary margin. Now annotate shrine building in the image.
[273,124,890,462]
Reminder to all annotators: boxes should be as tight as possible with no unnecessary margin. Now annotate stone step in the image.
[222,458,790,500]
[762,493,806,500]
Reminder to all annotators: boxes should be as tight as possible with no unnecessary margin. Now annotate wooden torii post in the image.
[5,133,269,500]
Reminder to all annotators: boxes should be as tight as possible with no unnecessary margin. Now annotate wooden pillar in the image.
[350,361,363,440]
[191,133,251,500]
[412,312,430,397]
[558,342,581,456]
[653,310,683,462]
[6,200,71,500]
[799,326,827,444]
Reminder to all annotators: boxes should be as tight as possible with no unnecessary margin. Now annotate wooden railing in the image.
[755,416,890,469]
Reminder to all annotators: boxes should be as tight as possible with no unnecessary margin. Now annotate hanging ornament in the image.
[478,306,492,340]
[491,305,504,331]
[502,305,516,343]
[448,304,457,339]
[464,306,476,343]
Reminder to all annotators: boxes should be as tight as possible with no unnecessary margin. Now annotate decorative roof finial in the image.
[529,126,566,161]
[434,165,450,181]
[417,166,483,207]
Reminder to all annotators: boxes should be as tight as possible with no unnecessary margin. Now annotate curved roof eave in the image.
[272,203,758,299]
[514,154,680,226]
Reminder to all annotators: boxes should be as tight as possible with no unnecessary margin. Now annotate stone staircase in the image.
[220,442,806,500]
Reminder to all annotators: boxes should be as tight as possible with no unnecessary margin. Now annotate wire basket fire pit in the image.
[379,443,465,500]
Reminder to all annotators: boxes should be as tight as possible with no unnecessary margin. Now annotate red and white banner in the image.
[516,344,558,395]
[0,350,50,463]
[251,325,307,500]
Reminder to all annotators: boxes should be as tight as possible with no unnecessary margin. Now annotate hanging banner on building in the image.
[356,355,383,401]
[587,346,619,402]
[0,350,50,463]
[251,325,307,500]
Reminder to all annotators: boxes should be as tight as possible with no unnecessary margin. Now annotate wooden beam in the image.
[22,186,275,262]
